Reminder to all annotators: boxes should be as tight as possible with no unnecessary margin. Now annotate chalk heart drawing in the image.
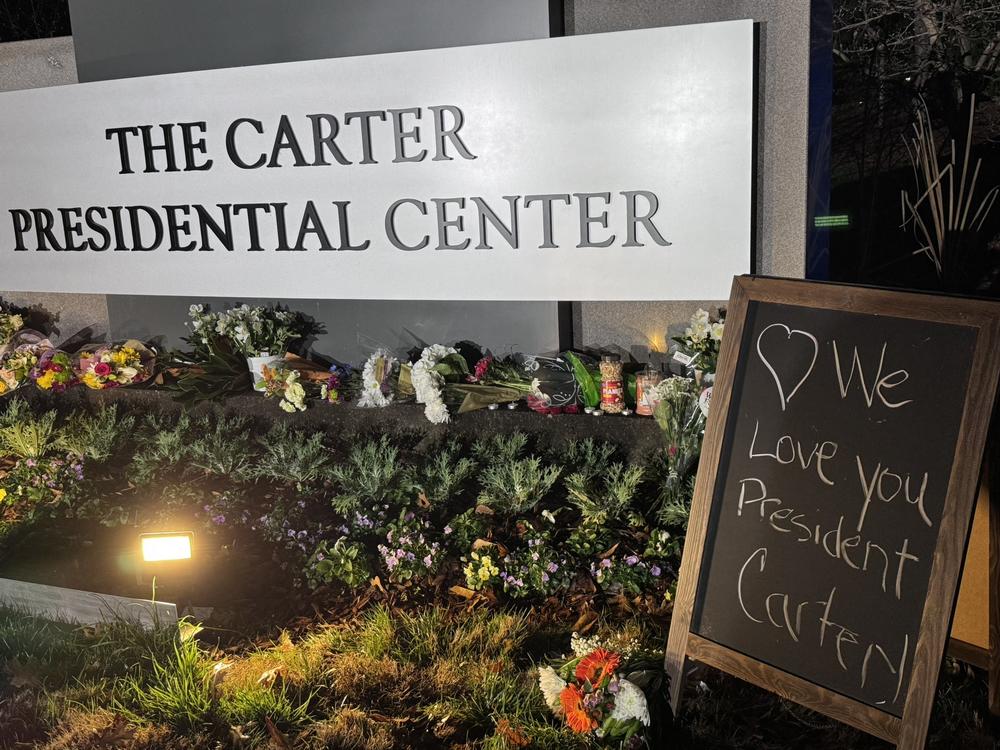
[755,323,819,411]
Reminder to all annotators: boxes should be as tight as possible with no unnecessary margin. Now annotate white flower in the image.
[411,345,456,423]
[710,321,725,342]
[609,679,650,726]
[358,349,397,408]
[424,398,450,424]
[691,308,711,326]
[537,666,566,712]
[570,632,602,657]
[530,378,544,399]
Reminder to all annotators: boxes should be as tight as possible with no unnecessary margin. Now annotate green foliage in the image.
[328,436,408,517]
[0,408,57,459]
[120,636,213,730]
[471,431,528,465]
[477,456,561,515]
[556,437,618,477]
[308,537,372,588]
[254,422,331,490]
[404,439,477,509]
[188,414,256,480]
[0,395,33,428]
[167,335,253,406]
[565,462,644,524]
[219,682,313,740]
[129,413,193,485]
[55,405,135,463]
[564,351,600,409]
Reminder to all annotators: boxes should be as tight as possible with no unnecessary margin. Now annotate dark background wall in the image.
[69,0,561,81]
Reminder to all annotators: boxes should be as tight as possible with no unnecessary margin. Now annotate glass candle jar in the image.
[599,355,624,413]
[635,367,661,416]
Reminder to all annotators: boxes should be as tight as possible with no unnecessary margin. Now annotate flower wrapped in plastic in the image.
[30,350,79,392]
[0,331,51,396]
[256,356,352,412]
[75,340,156,390]
[536,632,668,748]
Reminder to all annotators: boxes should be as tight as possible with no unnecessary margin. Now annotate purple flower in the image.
[423,554,433,567]
[316,553,325,562]
[599,558,612,569]
[444,525,453,535]
[547,562,559,573]
[212,514,226,525]
[625,555,639,566]
[541,573,550,583]
[650,565,662,578]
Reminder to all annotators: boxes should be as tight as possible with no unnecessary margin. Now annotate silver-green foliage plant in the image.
[565,462,644,525]
[404,439,477,510]
[253,422,331,490]
[188,414,256,481]
[56,405,135,463]
[557,437,617,477]
[329,436,408,517]
[129,413,193,484]
[0,407,57,459]
[477,456,561,515]
[471,431,528,466]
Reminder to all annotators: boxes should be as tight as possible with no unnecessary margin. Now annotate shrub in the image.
[187,414,256,481]
[129,413,193,485]
[56,405,135,464]
[477,457,561,515]
[565,462,645,525]
[328,437,408,520]
[254,422,331,490]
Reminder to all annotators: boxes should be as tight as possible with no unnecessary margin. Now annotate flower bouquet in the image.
[450,353,540,413]
[537,633,669,747]
[0,306,25,355]
[0,333,51,396]
[398,344,469,424]
[255,356,352,412]
[358,349,398,408]
[673,308,725,379]
[75,341,155,389]
[30,350,79,392]
[187,303,307,384]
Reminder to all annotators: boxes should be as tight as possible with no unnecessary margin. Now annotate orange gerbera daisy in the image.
[574,648,621,687]
[560,684,597,733]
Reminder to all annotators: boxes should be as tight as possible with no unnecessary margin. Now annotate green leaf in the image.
[565,352,600,408]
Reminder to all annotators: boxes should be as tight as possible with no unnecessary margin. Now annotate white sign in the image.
[0,577,177,629]
[0,21,753,300]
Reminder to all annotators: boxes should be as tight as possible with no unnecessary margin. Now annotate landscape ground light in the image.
[139,531,193,562]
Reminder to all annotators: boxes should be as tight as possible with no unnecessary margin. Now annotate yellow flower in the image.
[0,488,6,504]
[0,381,7,395]
[83,373,103,389]
[36,371,56,389]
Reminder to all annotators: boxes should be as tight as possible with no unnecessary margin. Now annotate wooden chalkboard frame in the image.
[665,276,1000,749]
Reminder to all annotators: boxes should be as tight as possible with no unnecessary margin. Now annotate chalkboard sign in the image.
[665,277,1000,749]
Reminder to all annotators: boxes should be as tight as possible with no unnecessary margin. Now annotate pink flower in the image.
[468,355,493,383]
[93,362,112,377]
